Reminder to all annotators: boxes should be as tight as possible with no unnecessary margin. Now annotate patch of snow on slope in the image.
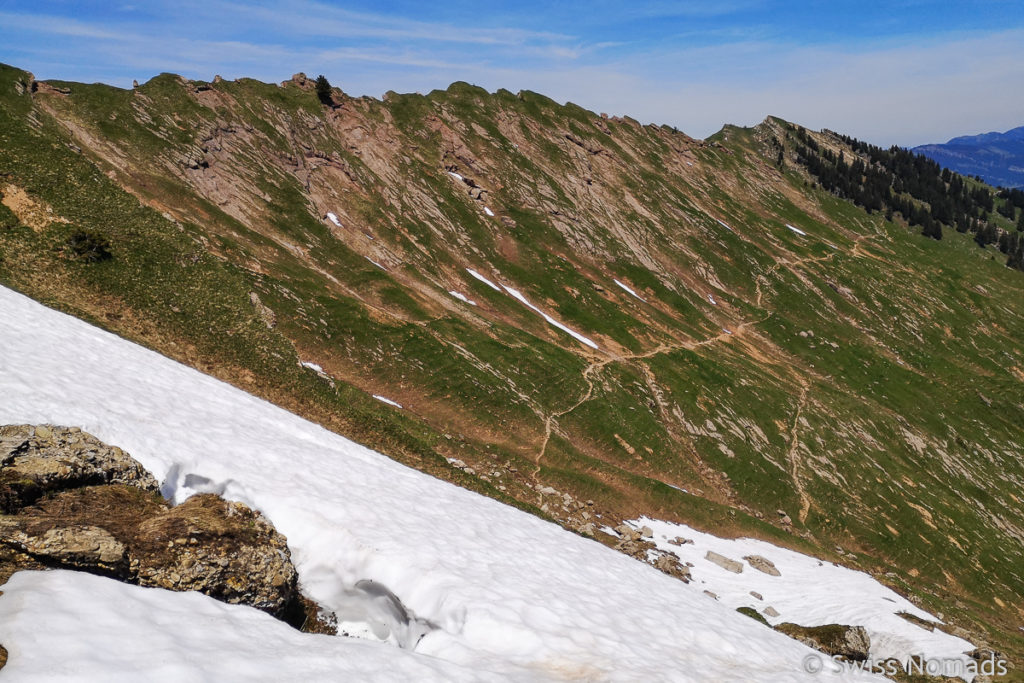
[613,279,646,302]
[366,257,387,270]
[0,285,878,681]
[708,294,718,305]
[448,171,464,181]
[716,219,734,232]
[372,395,403,409]
[465,268,501,292]
[0,570,475,682]
[503,286,600,350]
[483,207,494,217]
[448,291,477,306]
[326,212,342,228]
[625,517,974,678]
[786,224,808,236]
[301,361,325,374]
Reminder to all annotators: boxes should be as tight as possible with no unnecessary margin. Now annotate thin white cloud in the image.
[1,3,1020,146]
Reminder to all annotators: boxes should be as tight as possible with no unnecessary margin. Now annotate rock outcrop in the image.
[744,554,781,576]
[0,424,159,512]
[0,425,304,622]
[705,550,743,573]
[774,623,871,661]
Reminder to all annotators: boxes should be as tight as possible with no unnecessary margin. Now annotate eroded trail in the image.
[531,230,872,481]
[786,380,813,524]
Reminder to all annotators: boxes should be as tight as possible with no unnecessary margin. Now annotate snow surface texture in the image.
[448,291,477,306]
[483,207,495,217]
[371,395,403,409]
[716,219,733,232]
[613,279,647,302]
[0,570,474,683]
[0,285,878,681]
[626,517,974,679]
[786,224,808,236]
[465,267,501,292]
[326,212,342,228]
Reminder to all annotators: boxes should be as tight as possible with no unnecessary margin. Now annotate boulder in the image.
[0,425,305,621]
[653,553,691,582]
[705,550,743,573]
[134,494,298,616]
[0,424,159,512]
[775,623,870,661]
[744,554,781,576]
[763,606,780,618]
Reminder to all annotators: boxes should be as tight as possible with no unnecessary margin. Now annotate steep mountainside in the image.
[1,64,1022,668]
[915,126,1024,189]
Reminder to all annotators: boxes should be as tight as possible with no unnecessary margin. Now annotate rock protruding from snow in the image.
[0,424,159,512]
[775,623,871,661]
[745,555,782,576]
[0,426,301,620]
[706,550,744,573]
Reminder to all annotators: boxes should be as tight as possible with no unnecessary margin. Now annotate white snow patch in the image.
[722,328,732,335]
[301,361,325,374]
[366,257,387,270]
[613,279,646,302]
[628,516,975,679]
[372,395,403,409]
[0,570,473,682]
[708,294,718,305]
[503,285,599,350]
[786,224,808,236]
[448,171,464,181]
[465,268,502,292]
[716,219,734,232]
[326,212,342,228]
[483,207,494,217]
[448,291,477,306]
[0,285,880,681]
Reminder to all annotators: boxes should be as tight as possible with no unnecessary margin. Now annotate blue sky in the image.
[1,1,1022,146]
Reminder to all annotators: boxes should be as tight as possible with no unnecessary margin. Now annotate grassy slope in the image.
[1,64,1022,672]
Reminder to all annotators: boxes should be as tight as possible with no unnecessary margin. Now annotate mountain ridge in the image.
[1,63,1022,674]
[914,125,1024,189]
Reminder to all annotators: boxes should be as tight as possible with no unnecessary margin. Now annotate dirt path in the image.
[786,380,813,524]
[530,230,872,481]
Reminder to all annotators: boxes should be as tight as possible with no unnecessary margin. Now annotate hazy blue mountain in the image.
[914,126,1024,188]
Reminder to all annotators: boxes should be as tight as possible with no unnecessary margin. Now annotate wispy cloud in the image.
[1,1,1021,146]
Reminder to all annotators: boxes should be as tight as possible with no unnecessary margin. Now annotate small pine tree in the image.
[1017,210,1024,232]
[315,75,332,105]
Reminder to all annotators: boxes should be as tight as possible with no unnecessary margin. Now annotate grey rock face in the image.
[705,550,743,573]
[0,424,158,512]
[743,554,781,576]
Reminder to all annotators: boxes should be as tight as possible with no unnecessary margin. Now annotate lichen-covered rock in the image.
[0,522,127,574]
[0,424,158,512]
[0,425,302,621]
[775,622,871,661]
[743,554,781,576]
[134,494,298,616]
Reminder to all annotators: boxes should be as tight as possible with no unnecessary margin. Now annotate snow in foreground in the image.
[0,570,473,683]
[0,285,876,681]
[626,517,974,679]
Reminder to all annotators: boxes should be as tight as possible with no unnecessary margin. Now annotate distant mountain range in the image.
[914,125,1024,188]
